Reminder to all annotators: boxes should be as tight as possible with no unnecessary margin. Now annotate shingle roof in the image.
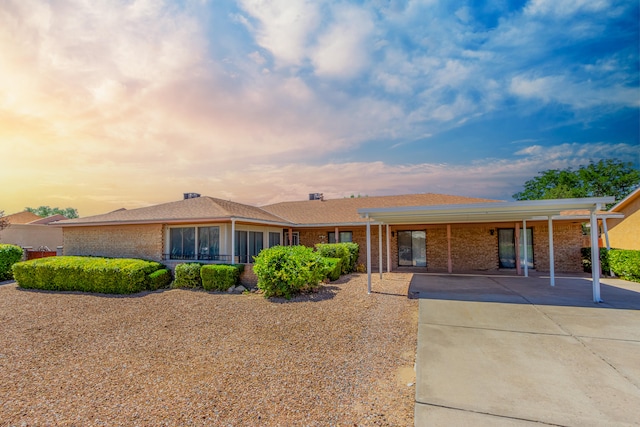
[261,193,501,225]
[5,211,42,224]
[55,196,291,226]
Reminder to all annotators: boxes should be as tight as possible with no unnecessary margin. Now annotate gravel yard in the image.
[0,273,417,426]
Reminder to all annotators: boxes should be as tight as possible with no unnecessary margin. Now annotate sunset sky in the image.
[1,0,638,217]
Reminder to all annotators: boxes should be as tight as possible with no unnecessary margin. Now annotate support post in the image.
[386,224,391,273]
[590,208,602,303]
[335,227,339,243]
[447,224,452,273]
[231,219,236,265]
[288,228,293,246]
[548,216,554,287]
[366,215,372,294]
[523,219,528,277]
[515,222,521,276]
[378,224,383,279]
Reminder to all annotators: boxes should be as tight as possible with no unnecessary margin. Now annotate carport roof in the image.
[358,197,617,224]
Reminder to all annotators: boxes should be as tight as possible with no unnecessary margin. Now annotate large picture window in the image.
[169,226,219,260]
[268,232,281,247]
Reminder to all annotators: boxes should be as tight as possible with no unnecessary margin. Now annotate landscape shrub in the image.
[149,268,172,290]
[315,243,350,275]
[253,245,326,299]
[323,257,342,282]
[315,242,359,274]
[11,256,165,294]
[0,244,23,281]
[581,247,611,274]
[172,263,203,288]
[201,264,245,291]
[343,243,360,273]
[608,249,640,282]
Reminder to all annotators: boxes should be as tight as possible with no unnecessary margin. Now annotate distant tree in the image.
[513,160,640,209]
[25,206,79,219]
[0,211,8,231]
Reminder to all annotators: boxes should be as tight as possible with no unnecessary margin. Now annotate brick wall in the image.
[533,222,583,273]
[63,224,164,261]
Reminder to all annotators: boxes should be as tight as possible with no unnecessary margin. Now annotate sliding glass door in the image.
[398,230,426,267]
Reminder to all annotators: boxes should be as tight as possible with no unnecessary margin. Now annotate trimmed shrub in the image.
[253,245,326,299]
[608,249,640,282]
[172,263,203,288]
[323,257,342,282]
[11,256,164,294]
[342,243,359,273]
[149,268,172,290]
[316,243,350,274]
[201,264,244,291]
[581,247,611,274]
[0,244,23,281]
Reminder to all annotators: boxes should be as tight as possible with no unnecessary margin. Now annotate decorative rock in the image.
[227,286,236,293]
[236,286,247,293]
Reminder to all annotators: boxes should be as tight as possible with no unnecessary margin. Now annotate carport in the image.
[358,197,617,303]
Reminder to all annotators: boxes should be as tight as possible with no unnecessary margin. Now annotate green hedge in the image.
[0,244,23,281]
[172,263,203,289]
[253,245,326,299]
[315,242,359,274]
[608,249,640,282]
[201,264,245,291]
[581,247,611,274]
[12,256,165,294]
[149,269,172,290]
[323,257,342,282]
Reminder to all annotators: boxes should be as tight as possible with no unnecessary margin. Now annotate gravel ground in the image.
[0,273,417,426]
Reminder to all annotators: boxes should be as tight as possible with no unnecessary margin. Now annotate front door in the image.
[398,230,426,267]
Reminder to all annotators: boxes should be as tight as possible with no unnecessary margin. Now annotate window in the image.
[170,227,196,260]
[283,231,300,246]
[397,230,426,267]
[235,230,248,263]
[198,226,220,260]
[498,228,533,268]
[269,232,281,247]
[249,231,263,261]
[170,226,220,260]
[328,231,353,243]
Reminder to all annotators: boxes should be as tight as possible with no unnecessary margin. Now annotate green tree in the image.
[0,211,8,231]
[513,160,640,208]
[25,206,79,219]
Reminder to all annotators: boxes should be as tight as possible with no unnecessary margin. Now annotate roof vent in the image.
[184,193,201,200]
[309,193,324,201]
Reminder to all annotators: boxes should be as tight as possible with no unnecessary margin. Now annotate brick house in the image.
[55,192,608,276]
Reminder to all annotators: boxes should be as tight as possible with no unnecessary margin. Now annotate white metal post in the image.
[523,219,528,277]
[378,224,383,279]
[366,215,372,294]
[548,216,555,287]
[231,219,236,265]
[590,208,602,302]
[386,224,391,273]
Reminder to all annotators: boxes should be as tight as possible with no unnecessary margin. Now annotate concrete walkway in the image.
[410,274,640,426]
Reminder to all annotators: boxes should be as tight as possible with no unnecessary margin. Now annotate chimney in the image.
[184,193,201,200]
[309,193,324,201]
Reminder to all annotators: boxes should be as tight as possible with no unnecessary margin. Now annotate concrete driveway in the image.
[410,273,640,426]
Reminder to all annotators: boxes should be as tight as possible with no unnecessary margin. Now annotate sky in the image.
[0,0,638,217]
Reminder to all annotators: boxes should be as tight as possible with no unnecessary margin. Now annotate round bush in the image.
[0,244,23,281]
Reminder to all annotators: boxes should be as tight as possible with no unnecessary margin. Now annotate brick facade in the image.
[63,224,164,261]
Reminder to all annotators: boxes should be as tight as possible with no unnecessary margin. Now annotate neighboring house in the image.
[606,187,640,250]
[55,192,594,274]
[0,211,64,250]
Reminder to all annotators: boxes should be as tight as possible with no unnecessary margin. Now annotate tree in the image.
[25,206,79,219]
[0,211,8,231]
[513,159,640,208]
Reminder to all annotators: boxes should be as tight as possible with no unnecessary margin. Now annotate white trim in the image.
[386,224,391,273]
[379,223,383,279]
[590,207,602,303]
[366,215,371,294]
[548,217,554,287]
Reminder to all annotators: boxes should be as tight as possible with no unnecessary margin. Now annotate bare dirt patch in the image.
[0,273,417,426]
